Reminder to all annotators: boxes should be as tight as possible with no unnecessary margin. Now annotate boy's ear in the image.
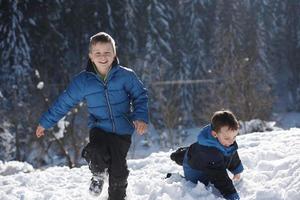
[211,131,218,138]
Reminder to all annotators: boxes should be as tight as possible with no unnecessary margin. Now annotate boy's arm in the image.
[39,74,86,130]
[126,71,149,123]
[205,158,239,200]
[228,151,244,176]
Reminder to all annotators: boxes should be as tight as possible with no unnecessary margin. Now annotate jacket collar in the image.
[86,57,120,83]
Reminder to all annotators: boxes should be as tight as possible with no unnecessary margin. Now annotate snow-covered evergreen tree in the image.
[143,0,174,131]
[0,0,33,160]
[284,0,300,110]
[263,0,300,112]
[173,0,215,126]
[0,123,15,161]
[211,0,273,120]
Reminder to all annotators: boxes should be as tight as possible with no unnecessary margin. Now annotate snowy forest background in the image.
[0,0,300,168]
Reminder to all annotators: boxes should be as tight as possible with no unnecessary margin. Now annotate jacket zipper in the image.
[87,71,116,133]
[104,82,115,133]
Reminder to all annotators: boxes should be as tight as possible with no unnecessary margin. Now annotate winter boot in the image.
[89,173,105,196]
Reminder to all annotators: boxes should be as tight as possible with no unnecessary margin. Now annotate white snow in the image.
[54,117,69,139]
[36,81,44,90]
[0,161,34,176]
[35,69,40,79]
[0,129,300,200]
[239,119,282,135]
[0,124,15,161]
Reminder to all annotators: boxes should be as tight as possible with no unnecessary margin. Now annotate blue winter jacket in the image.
[39,59,148,135]
[183,124,243,200]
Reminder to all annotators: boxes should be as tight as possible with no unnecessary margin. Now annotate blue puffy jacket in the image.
[39,59,148,135]
[183,124,243,200]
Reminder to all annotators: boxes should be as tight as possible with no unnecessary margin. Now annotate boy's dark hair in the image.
[89,32,116,53]
[211,110,239,132]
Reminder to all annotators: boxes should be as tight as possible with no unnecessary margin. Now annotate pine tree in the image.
[121,0,147,67]
[168,1,195,127]
[142,0,179,146]
[211,0,273,120]
[0,123,15,161]
[0,0,33,160]
[285,0,300,110]
[175,0,216,125]
[265,0,300,111]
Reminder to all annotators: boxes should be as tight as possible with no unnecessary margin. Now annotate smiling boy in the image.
[36,32,148,200]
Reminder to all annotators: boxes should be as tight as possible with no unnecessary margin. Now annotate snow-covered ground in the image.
[1,128,300,200]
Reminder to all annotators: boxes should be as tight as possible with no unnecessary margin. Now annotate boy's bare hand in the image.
[36,125,45,138]
[133,120,148,135]
[232,173,241,181]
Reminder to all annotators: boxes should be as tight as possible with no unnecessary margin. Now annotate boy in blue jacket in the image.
[170,110,243,200]
[35,32,148,200]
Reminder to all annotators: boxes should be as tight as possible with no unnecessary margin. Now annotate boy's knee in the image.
[109,166,129,180]
[82,143,110,173]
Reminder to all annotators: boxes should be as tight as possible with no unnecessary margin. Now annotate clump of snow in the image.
[0,129,299,199]
[29,18,36,26]
[53,117,69,139]
[34,69,40,78]
[0,161,34,176]
[239,119,282,135]
[36,81,44,89]
[0,123,15,161]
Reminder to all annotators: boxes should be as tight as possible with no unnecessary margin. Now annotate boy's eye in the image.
[94,52,111,57]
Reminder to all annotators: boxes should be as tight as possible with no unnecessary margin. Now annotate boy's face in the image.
[212,126,238,147]
[89,42,116,74]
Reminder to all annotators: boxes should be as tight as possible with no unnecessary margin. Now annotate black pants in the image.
[82,128,131,199]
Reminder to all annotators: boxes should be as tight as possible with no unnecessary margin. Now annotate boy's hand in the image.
[133,120,147,135]
[36,125,45,138]
[232,173,241,181]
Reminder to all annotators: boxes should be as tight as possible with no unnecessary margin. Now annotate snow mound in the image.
[0,129,300,199]
[239,119,282,134]
[0,161,34,176]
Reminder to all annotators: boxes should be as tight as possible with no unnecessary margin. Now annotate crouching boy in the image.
[170,110,243,200]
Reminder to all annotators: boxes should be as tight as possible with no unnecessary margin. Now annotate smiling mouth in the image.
[98,61,108,64]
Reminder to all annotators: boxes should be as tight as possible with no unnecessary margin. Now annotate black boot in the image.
[89,173,105,196]
[108,177,127,200]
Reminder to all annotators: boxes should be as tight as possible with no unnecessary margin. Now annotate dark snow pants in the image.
[82,127,132,200]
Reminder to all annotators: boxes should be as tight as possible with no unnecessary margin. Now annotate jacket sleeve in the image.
[228,151,244,175]
[126,71,149,123]
[39,74,85,129]
[204,154,238,198]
